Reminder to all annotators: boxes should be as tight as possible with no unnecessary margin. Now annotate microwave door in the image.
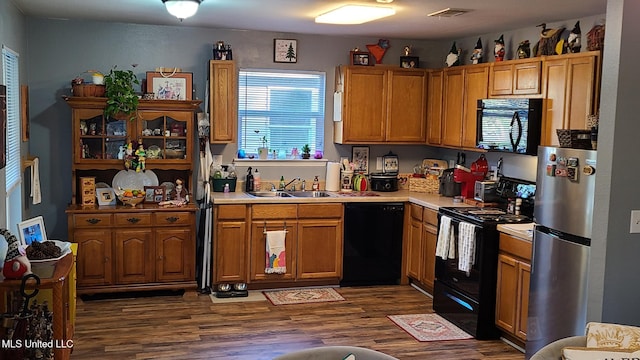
[509,111,523,152]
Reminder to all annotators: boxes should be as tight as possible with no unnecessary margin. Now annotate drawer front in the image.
[114,213,153,226]
[252,204,297,219]
[216,205,247,220]
[410,204,423,221]
[73,213,113,228]
[423,208,438,226]
[499,233,532,261]
[298,203,343,219]
[154,212,193,226]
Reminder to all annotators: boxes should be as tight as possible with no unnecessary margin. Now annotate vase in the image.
[258,147,268,160]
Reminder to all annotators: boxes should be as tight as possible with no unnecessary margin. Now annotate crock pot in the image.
[370,173,399,192]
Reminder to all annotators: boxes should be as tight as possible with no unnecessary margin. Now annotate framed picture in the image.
[274,39,297,63]
[400,56,420,68]
[144,185,166,203]
[146,71,193,100]
[352,146,370,174]
[350,51,371,66]
[17,216,48,246]
[96,188,117,206]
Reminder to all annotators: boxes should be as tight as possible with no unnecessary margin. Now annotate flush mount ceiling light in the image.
[315,5,396,25]
[162,0,202,21]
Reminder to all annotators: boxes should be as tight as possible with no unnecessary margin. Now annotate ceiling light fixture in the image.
[315,5,396,25]
[162,0,202,21]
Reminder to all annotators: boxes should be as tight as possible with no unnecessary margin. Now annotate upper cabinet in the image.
[489,58,542,96]
[334,65,427,144]
[209,60,237,143]
[540,51,601,146]
[426,70,444,146]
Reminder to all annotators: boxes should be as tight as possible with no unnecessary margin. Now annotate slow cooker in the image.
[370,173,399,192]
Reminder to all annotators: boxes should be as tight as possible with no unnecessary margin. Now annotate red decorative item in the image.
[366,39,390,64]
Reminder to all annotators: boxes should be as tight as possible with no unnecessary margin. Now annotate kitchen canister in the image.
[341,170,354,192]
[325,162,341,191]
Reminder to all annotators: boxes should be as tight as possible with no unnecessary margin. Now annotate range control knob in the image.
[583,165,596,176]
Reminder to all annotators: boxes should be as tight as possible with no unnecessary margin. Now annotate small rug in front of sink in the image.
[263,287,344,305]
[388,313,472,342]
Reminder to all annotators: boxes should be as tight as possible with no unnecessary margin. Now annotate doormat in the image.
[209,291,267,304]
[388,313,473,342]
[263,287,344,305]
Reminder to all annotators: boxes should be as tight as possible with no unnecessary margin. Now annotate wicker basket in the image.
[72,84,105,97]
[409,175,440,194]
[556,129,592,149]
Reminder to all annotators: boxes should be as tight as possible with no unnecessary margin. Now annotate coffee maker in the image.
[453,154,488,199]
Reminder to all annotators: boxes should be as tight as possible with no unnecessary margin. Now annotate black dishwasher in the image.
[341,203,404,286]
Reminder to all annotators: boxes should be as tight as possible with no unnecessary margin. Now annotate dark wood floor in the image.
[71,285,525,359]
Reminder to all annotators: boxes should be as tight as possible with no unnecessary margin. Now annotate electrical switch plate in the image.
[630,210,640,233]
[376,157,383,170]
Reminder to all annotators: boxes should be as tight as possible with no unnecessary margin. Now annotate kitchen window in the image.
[238,69,325,158]
[3,45,22,228]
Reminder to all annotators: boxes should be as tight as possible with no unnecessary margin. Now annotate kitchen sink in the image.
[288,191,334,198]
[247,191,293,198]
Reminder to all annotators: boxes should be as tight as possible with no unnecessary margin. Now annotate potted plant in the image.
[255,130,269,159]
[301,144,311,159]
[104,66,140,121]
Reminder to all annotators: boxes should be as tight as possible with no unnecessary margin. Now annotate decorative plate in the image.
[112,169,159,190]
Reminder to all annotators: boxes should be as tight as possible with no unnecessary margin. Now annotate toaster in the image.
[474,180,499,202]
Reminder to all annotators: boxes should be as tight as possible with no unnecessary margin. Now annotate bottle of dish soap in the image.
[312,176,320,191]
[245,167,254,192]
[253,169,261,191]
[279,176,285,190]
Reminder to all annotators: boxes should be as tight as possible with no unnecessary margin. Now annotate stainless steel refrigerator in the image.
[525,146,596,359]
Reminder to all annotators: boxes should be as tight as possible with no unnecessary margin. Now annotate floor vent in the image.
[427,8,470,17]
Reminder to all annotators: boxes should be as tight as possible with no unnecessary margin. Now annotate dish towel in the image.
[457,221,476,276]
[436,215,456,260]
[30,157,42,205]
[265,230,287,274]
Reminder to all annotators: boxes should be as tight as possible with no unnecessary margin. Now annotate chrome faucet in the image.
[284,177,300,191]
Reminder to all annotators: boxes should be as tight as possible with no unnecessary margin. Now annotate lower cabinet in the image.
[68,206,197,294]
[214,203,343,287]
[405,204,438,293]
[495,232,532,343]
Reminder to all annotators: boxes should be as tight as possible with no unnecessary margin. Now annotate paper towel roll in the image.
[325,162,341,191]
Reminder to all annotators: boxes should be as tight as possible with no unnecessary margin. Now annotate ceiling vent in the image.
[427,8,470,17]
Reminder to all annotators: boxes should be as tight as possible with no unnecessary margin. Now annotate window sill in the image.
[233,158,329,167]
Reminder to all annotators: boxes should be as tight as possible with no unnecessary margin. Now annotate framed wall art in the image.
[144,185,166,203]
[400,56,420,68]
[350,51,371,66]
[17,216,48,246]
[274,39,297,63]
[146,71,193,100]
[352,146,370,174]
[96,188,117,206]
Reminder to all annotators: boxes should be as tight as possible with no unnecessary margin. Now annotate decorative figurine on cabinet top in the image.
[567,21,582,53]
[134,143,146,173]
[170,178,189,204]
[366,39,390,64]
[534,23,565,56]
[517,40,531,59]
[445,42,461,67]
[470,38,483,64]
[494,34,505,61]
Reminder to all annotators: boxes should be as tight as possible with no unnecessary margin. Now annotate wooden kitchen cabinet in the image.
[68,207,196,294]
[421,208,438,291]
[489,58,542,96]
[405,204,438,294]
[540,51,600,146]
[334,65,427,144]
[426,69,444,145]
[214,205,249,284]
[496,232,532,343]
[209,60,237,143]
[406,204,423,280]
[297,204,343,280]
[250,204,298,282]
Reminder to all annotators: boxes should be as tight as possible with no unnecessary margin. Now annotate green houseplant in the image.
[301,144,311,159]
[104,66,140,121]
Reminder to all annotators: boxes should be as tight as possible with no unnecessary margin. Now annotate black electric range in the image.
[439,206,532,226]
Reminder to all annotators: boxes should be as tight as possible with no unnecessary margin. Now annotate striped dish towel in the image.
[436,215,456,260]
[265,230,287,274]
[457,221,476,276]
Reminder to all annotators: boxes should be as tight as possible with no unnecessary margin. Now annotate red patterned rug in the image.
[263,287,345,305]
[388,313,473,342]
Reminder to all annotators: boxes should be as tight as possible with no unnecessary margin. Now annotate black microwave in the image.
[476,98,542,155]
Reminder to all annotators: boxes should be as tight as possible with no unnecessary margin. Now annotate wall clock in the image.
[274,39,297,63]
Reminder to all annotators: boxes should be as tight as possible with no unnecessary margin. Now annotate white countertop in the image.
[497,223,535,241]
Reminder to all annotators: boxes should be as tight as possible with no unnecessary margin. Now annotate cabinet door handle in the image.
[86,218,102,225]
[127,217,141,224]
[105,256,109,263]
[166,216,179,223]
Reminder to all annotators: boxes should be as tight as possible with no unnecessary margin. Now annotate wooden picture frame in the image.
[144,185,166,203]
[352,146,370,174]
[274,39,297,63]
[96,188,117,206]
[146,71,193,100]
[17,216,48,246]
[400,56,420,68]
[350,51,371,66]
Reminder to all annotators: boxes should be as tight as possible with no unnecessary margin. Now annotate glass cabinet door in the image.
[138,111,188,161]
[76,110,128,163]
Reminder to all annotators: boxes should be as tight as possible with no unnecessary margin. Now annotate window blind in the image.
[2,45,21,195]
[238,69,325,157]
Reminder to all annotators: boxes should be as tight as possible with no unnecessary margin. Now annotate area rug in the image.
[209,291,267,304]
[263,287,345,305]
[388,313,473,342]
